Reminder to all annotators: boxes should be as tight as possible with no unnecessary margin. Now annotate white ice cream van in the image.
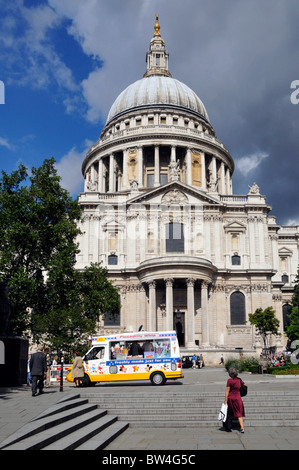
[66,330,183,386]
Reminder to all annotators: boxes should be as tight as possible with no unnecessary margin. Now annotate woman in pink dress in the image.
[224,367,245,433]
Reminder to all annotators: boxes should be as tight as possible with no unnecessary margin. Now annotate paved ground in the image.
[1,367,299,451]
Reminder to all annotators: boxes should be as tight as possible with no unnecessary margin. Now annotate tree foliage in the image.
[0,159,120,354]
[32,262,120,356]
[248,306,280,349]
[285,267,299,343]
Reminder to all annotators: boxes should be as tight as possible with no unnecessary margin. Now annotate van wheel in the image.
[150,371,166,386]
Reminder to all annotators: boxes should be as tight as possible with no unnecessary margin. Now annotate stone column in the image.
[119,286,127,329]
[164,278,174,331]
[186,147,192,186]
[98,159,103,193]
[148,281,156,331]
[186,278,195,348]
[270,234,279,273]
[171,145,176,163]
[225,168,230,195]
[201,281,209,346]
[138,146,143,188]
[137,284,146,330]
[201,152,206,190]
[248,216,256,266]
[82,214,90,264]
[154,145,160,187]
[212,156,217,183]
[91,164,95,184]
[108,153,115,192]
[220,162,225,194]
[122,149,128,189]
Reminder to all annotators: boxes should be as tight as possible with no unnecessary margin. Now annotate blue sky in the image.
[0,0,299,225]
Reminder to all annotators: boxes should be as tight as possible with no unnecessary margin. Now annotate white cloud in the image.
[48,0,150,122]
[0,2,78,94]
[0,137,13,150]
[285,218,299,227]
[236,152,269,176]
[55,141,92,196]
[81,67,123,123]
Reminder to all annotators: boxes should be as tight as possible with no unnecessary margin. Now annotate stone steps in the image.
[0,394,128,450]
[1,388,299,449]
[81,390,299,428]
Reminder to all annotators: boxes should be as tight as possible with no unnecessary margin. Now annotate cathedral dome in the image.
[106,75,210,124]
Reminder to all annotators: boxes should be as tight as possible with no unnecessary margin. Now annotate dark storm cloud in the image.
[158,0,299,225]
[47,0,299,224]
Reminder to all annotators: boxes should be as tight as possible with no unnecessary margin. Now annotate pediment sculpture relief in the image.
[161,189,188,205]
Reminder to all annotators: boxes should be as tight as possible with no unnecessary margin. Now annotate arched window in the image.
[282,303,291,332]
[166,222,184,253]
[230,291,246,325]
[232,254,241,265]
[108,254,118,265]
[281,274,289,283]
[104,301,121,327]
[104,311,120,326]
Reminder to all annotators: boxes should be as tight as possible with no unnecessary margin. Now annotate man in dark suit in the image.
[29,345,47,397]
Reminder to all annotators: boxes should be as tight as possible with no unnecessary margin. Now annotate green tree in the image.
[248,307,280,349]
[0,159,120,354]
[32,263,120,356]
[285,267,299,343]
[0,158,80,335]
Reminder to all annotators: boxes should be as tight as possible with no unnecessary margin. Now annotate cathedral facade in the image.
[76,17,298,361]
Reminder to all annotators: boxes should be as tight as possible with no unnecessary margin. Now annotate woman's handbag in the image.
[239,378,247,397]
[218,403,228,422]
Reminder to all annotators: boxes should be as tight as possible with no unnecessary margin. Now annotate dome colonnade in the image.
[82,13,234,198]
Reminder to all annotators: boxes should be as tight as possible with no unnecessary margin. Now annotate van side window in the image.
[128,341,143,356]
[152,339,171,358]
[85,347,105,361]
[110,341,128,360]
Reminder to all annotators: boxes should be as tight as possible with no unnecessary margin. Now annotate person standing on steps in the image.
[223,367,245,433]
[29,345,47,397]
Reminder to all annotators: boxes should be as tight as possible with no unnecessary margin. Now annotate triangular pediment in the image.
[102,218,126,232]
[224,220,247,232]
[126,181,221,206]
[278,247,293,256]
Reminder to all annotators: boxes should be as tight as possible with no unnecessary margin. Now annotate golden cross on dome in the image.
[154,14,161,37]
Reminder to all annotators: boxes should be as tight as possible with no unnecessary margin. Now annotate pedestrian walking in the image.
[219,354,224,365]
[198,353,205,368]
[191,355,196,369]
[44,348,52,387]
[29,345,47,397]
[198,353,203,368]
[27,355,32,386]
[71,351,85,387]
[223,367,245,433]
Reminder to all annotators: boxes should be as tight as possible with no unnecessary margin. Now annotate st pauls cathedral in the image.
[75,16,298,362]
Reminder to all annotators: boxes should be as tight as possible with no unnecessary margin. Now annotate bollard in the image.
[60,357,64,392]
